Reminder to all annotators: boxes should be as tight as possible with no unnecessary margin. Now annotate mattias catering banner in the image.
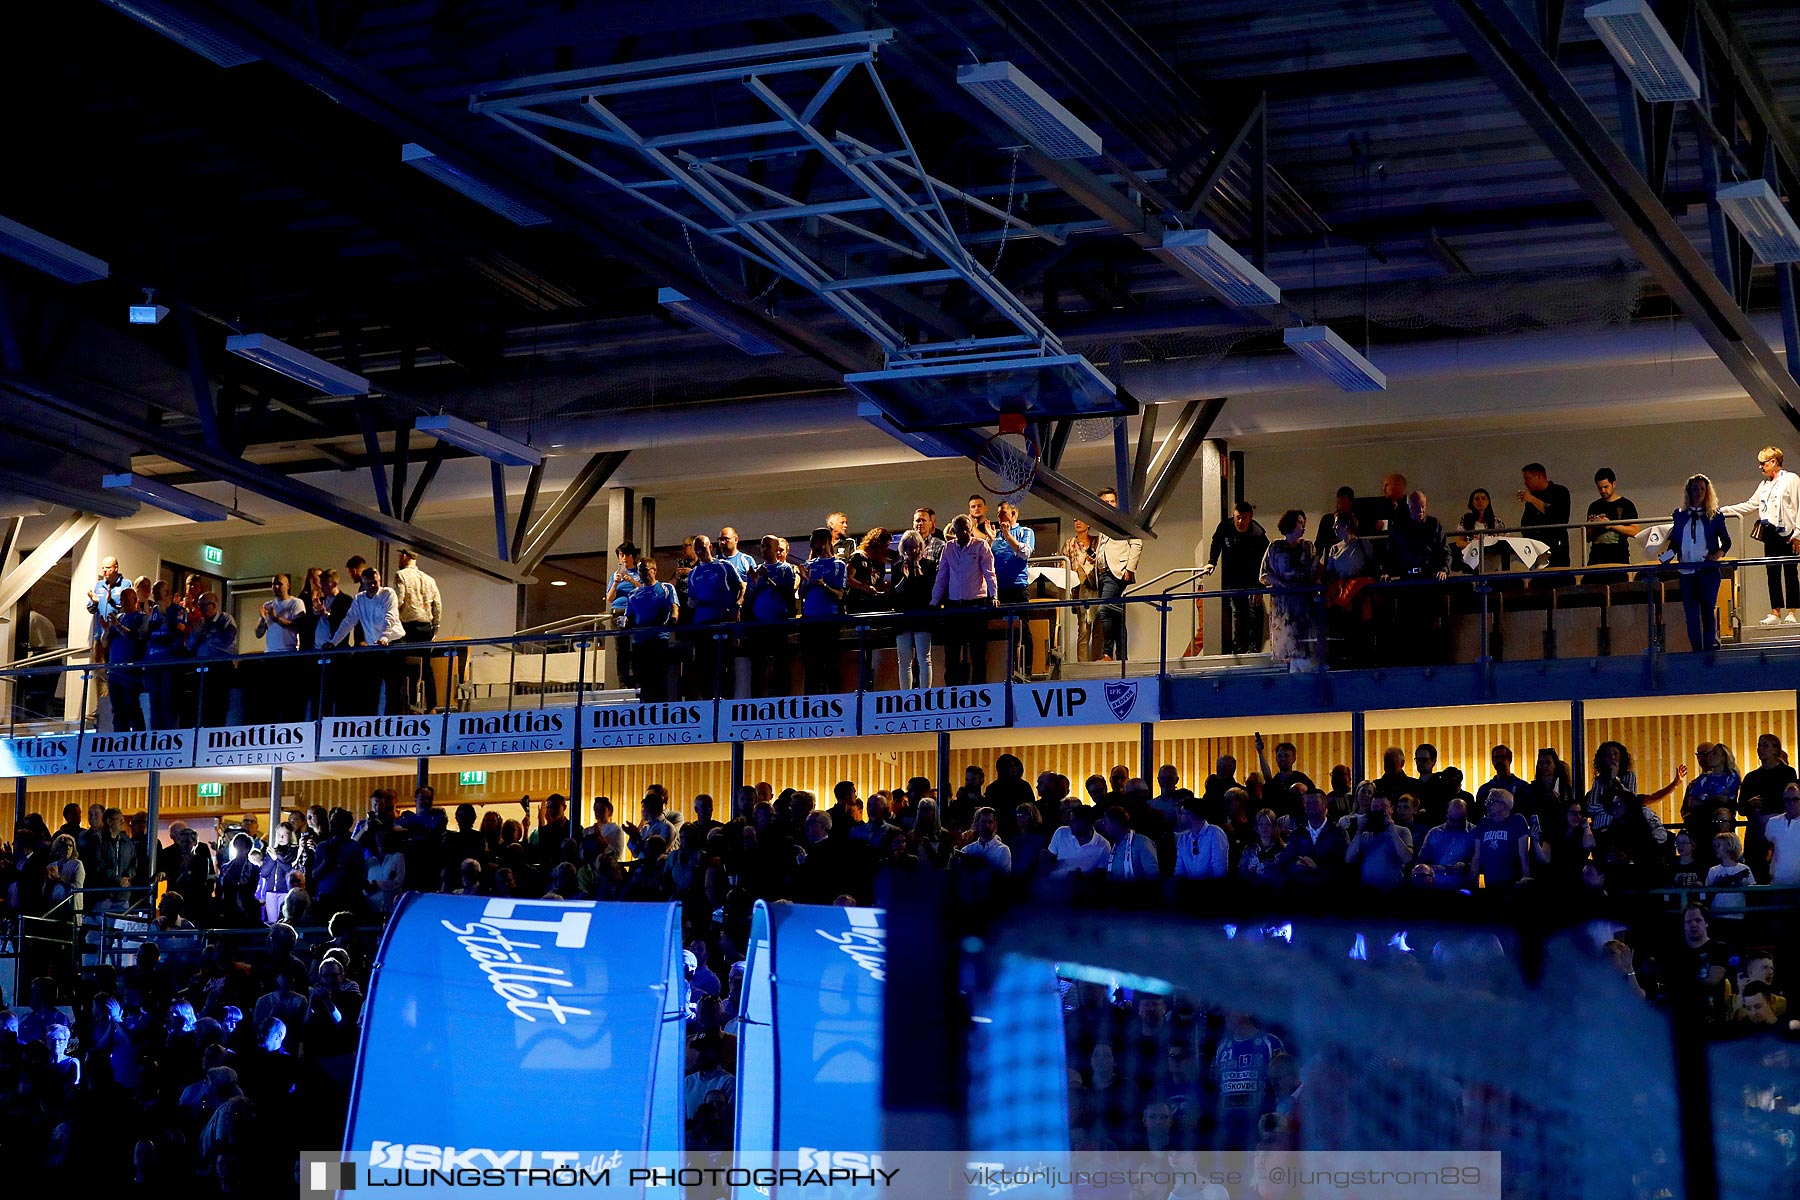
[343,894,686,1197]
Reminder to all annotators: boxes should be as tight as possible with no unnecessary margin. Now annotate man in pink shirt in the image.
[931,515,998,685]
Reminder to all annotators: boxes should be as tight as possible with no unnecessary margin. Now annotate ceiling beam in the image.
[0,373,527,583]
[156,0,873,375]
[1431,0,1800,431]
[1137,397,1224,531]
[516,451,630,574]
[0,514,99,619]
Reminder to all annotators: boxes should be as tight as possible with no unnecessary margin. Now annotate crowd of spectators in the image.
[4,724,1796,1184]
[82,550,442,732]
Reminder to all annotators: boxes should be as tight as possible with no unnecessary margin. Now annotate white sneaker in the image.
[1762,612,1783,626]
[1785,611,1800,625]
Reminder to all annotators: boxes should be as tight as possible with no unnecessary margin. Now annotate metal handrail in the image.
[5,645,84,671]
[1125,564,1214,596]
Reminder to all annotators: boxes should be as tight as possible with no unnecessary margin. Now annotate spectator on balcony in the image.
[1456,488,1504,573]
[1703,833,1753,912]
[1321,512,1375,665]
[890,531,937,690]
[1061,517,1100,660]
[1260,509,1318,671]
[932,515,998,687]
[1532,801,1596,890]
[309,568,352,676]
[393,549,443,711]
[1093,488,1141,662]
[104,586,149,732]
[1681,741,1741,820]
[185,593,239,726]
[955,807,1010,874]
[744,535,800,696]
[910,507,946,564]
[144,579,188,730]
[716,528,757,582]
[1209,502,1269,655]
[86,556,129,704]
[1585,468,1640,572]
[217,834,262,927]
[827,511,856,561]
[625,559,680,703]
[1314,486,1357,563]
[252,574,304,725]
[797,528,846,695]
[328,568,407,715]
[1517,462,1572,569]
[1663,473,1731,653]
[966,495,997,543]
[1346,796,1413,888]
[845,527,894,619]
[993,503,1036,681]
[1720,445,1800,626]
[1381,490,1451,664]
[1374,471,1408,533]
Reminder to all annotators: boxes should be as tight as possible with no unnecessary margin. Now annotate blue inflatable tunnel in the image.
[342,894,686,1197]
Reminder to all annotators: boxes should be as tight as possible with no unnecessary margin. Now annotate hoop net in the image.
[976,430,1039,498]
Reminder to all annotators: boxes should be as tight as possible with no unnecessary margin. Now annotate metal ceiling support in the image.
[1181,97,1265,221]
[0,468,138,521]
[490,460,510,564]
[402,439,449,523]
[516,451,630,575]
[1129,399,1159,508]
[0,516,20,570]
[1045,419,1073,471]
[511,460,545,563]
[0,374,526,582]
[1136,397,1225,531]
[1431,0,1800,431]
[1110,418,1132,513]
[178,309,225,453]
[1693,0,1800,190]
[0,513,98,618]
[390,423,411,517]
[356,406,393,516]
[472,31,1066,368]
[154,1,867,375]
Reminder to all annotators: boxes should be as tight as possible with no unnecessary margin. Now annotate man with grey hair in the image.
[86,555,128,701]
[1474,789,1532,891]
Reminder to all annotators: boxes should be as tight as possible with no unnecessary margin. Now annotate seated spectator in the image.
[1413,798,1478,889]
[958,807,1012,873]
[1172,797,1229,881]
[1276,792,1347,885]
[1050,804,1111,874]
[1237,808,1286,882]
[1098,807,1156,880]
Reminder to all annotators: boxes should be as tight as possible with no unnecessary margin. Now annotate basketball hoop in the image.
[976,413,1039,498]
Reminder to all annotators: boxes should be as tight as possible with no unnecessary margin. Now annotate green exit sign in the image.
[202,544,223,567]
[459,770,487,787]
[197,782,223,798]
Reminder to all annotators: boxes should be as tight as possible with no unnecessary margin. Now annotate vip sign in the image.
[80,729,196,772]
[0,735,77,776]
[317,715,445,760]
[1013,679,1160,727]
[582,700,716,748]
[196,722,316,767]
[862,685,1004,734]
[718,694,855,742]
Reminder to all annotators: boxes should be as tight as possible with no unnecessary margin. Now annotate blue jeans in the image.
[1096,570,1127,659]
[1679,567,1722,652]
[895,630,932,688]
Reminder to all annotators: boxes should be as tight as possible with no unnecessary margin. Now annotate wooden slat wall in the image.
[1364,719,1573,794]
[1587,707,1796,823]
[743,749,938,802]
[1156,730,1353,794]
[589,761,733,812]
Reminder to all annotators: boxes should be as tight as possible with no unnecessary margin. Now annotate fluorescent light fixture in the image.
[549,579,568,587]
[0,470,138,520]
[96,0,259,67]
[657,288,783,356]
[401,144,550,227]
[103,473,231,522]
[414,413,543,468]
[1160,229,1281,306]
[956,62,1103,160]
[1584,0,1700,103]
[1283,325,1387,392]
[225,333,369,396]
[0,214,108,284]
[1717,178,1800,264]
[130,304,170,325]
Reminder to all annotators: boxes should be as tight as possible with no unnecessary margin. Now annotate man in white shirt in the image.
[959,807,1012,872]
[393,549,443,712]
[1173,797,1230,880]
[1048,804,1112,874]
[253,574,306,724]
[1092,488,1142,661]
[1768,784,1800,887]
[329,568,407,714]
[1721,445,1800,625]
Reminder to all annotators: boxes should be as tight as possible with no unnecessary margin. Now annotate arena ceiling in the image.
[0,0,1797,577]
